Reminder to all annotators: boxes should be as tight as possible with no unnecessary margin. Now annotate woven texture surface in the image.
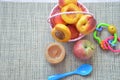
[0,2,120,80]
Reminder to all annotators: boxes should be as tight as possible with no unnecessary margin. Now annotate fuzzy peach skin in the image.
[61,3,82,24]
[76,15,96,35]
[58,0,77,8]
[50,6,65,28]
[67,24,79,39]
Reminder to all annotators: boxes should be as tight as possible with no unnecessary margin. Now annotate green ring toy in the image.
[93,23,118,49]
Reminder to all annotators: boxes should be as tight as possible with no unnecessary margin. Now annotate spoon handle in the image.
[48,71,75,80]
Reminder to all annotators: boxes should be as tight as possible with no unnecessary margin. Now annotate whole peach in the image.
[76,15,96,35]
[58,0,77,8]
[50,6,65,28]
[67,24,79,39]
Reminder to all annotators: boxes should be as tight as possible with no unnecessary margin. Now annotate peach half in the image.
[58,0,77,8]
[51,24,71,42]
[76,15,96,35]
[61,3,82,24]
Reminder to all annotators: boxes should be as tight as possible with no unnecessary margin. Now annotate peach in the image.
[76,15,96,35]
[58,0,77,8]
[50,6,65,28]
[61,3,82,24]
[67,24,79,39]
[51,24,71,42]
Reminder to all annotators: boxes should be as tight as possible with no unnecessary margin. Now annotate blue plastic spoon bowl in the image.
[48,64,92,80]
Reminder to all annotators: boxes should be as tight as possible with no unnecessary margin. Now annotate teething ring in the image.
[93,23,118,50]
[104,36,120,54]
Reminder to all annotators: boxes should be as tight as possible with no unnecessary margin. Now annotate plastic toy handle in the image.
[112,33,118,44]
[93,31,101,44]
[48,71,75,80]
[97,23,110,28]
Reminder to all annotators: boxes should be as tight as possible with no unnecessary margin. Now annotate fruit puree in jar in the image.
[45,43,65,64]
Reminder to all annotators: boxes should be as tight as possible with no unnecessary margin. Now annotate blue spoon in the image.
[48,64,92,80]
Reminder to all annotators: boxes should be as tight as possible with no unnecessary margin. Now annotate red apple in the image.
[73,40,96,60]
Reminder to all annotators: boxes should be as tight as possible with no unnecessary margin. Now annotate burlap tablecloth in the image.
[0,2,120,80]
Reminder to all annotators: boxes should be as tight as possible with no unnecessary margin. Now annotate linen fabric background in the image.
[0,2,120,80]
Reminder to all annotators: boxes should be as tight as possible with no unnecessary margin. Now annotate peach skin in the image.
[67,24,79,39]
[50,6,65,28]
[58,0,77,8]
[76,15,96,35]
[61,3,82,24]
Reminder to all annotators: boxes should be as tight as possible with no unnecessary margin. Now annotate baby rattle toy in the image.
[93,23,120,54]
